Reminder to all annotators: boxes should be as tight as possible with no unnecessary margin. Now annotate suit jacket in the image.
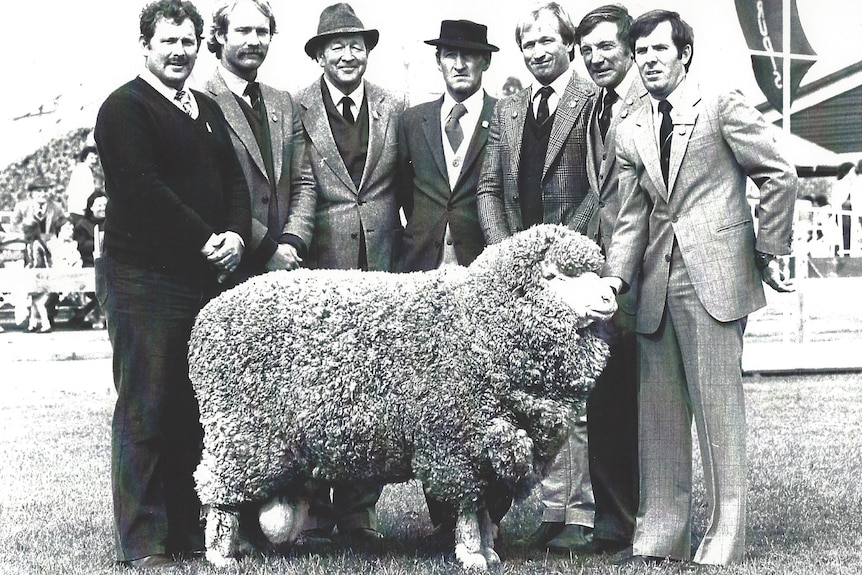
[204,69,315,272]
[294,79,407,271]
[603,82,797,333]
[395,93,496,271]
[575,75,648,320]
[12,198,67,239]
[476,72,595,245]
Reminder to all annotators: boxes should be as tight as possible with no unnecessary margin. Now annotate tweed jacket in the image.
[395,93,496,271]
[294,79,407,271]
[476,71,595,245]
[11,198,67,239]
[603,81,797,333]
[203,69,315,271]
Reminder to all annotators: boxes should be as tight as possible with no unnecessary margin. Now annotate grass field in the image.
[1,360,860,574]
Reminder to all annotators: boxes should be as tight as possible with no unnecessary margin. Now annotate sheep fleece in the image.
[189,224,611,513]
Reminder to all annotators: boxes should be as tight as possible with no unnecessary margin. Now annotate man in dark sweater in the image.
[475,0,596,553]
[93,0,250,568]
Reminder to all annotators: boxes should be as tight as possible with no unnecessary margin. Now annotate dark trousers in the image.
[97,254,215,562]
[587,313,639,544]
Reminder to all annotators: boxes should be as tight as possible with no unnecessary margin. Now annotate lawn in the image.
[1,359,860,574]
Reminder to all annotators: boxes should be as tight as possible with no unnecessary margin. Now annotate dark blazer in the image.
[396,93,496,271]
[476,72,595,244]
[293,79,407,271]
[203,69,315,272]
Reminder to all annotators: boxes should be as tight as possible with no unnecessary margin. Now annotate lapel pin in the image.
[271,114,278,122]
[372,110,380,120]
[205,122,212,133]
[620,110,629,118]
[482,120,489,128]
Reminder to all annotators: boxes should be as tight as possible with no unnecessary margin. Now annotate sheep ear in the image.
[540,260,560,280]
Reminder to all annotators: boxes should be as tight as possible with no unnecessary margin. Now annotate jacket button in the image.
[599,201,605,208]
[351,232,359,240]
[672,215,679,223]
[665,254,672,262]
[261,196,269,204]
[513,195,519,201]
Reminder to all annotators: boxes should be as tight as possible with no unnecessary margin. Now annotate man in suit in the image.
[294,2,406,273]
[601,10,797,566]
[94,0,250,568]
[292,2,406,541]
[567,4,645,555]
[203,0,314,279]
[396,19,497,272]
[476,1,596,551]
[12,179,67,268]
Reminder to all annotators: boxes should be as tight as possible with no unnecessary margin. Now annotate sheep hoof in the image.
[204,548,235,567]
[455,544,489,571]
[483,548,502,571]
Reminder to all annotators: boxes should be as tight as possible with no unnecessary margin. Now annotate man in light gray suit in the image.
[204,0,314,281]
[601,10,796,566]
[476,1,596,552]
[294,2,406,273]
[292,2,406,542]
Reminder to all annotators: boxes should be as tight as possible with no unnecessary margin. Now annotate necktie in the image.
[658,99,673,187]
[599,89,619,141]
[174,89,193,116]
[340,96,355,124]
[535,86,554,125]
[444,103,468,152]
[244,81,263,115]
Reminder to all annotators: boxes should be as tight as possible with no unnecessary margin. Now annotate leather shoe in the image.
[125,554,175,569]
[546,524,594,553]
[519,521,564,547]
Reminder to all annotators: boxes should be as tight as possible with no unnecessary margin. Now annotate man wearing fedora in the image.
[293,2,406,273]
[476,1,596,553]
[292,2,406,543]
[395,20,497,273]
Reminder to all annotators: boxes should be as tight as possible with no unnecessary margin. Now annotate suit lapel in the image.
[585,96,602,195]
[667,81,701,195]
[207,70,268,181]
[298,81,357,193]
[544,75,593,180]
[421,96,448,183]
[593,78,648,196]
[506,90,530,177]
[455,93,495,189]
[260,84,284,180]
[632,100,667,201]
[361,82,391,190]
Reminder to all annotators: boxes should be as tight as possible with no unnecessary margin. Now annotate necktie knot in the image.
[340,96,355,123]
[445,103,467,152]
[535,86,554,124]
[658,99,672,115]
[174,89,192,116]
[244,81,262,109]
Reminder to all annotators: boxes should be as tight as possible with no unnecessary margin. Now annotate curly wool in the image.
[189,224,610,514]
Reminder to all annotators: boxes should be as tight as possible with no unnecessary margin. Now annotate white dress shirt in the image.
[139,68,199,119]
[440,89,486,188]
[323,76,365,120]
[530,67,574,119]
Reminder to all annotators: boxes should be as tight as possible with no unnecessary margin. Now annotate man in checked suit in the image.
[203,0,315,280]
[292,2,406,542]
[601,10,796,566]
[476,1,596,551]
[395,19,498,272]
[569,4,646,556]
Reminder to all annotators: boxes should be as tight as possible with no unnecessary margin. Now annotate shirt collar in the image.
[140,68,189,103]
[532,66,573,100]
[649,76,687,114]
[442,88,485,123]
[323,75,365,107]
[609,66,637,101]
[218,64,254,98]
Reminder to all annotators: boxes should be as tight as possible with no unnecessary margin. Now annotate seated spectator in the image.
[71,191,107,327]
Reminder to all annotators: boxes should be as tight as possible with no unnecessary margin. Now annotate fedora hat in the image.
[424,20,499,53]
[304,3,379,59]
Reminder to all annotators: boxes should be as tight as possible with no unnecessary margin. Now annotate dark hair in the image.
[77,146,98,163]
[207,0,277,59]
[515,2,577,61]
[84,191,107,219]
[140,0,204,46]
[575,4,633,49]
[629,9,694,71]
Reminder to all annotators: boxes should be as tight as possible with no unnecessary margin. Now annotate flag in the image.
[735,0,817,111]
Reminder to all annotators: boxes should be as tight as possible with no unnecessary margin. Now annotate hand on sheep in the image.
[266,244,302,271]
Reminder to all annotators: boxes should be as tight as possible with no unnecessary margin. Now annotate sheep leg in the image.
[204,505,240,566]
[478,507,501,570]
[455,510,489,571]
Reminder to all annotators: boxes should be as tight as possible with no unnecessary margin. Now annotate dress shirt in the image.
[323,76,365,120]
[218,64,257,106]
[139,68,199,119]
[440,89,486,188]
[648,77,687,145]
[530,67,574,120]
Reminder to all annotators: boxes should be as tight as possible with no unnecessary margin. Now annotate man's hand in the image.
[761,256,795,293]
[202,231,244,283]
[266,244,302,271]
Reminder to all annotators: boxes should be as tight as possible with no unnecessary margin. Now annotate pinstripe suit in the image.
[294,79,407,271]
[476,72,595,243]
[477,70,596,529]
[604,80,796,564]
